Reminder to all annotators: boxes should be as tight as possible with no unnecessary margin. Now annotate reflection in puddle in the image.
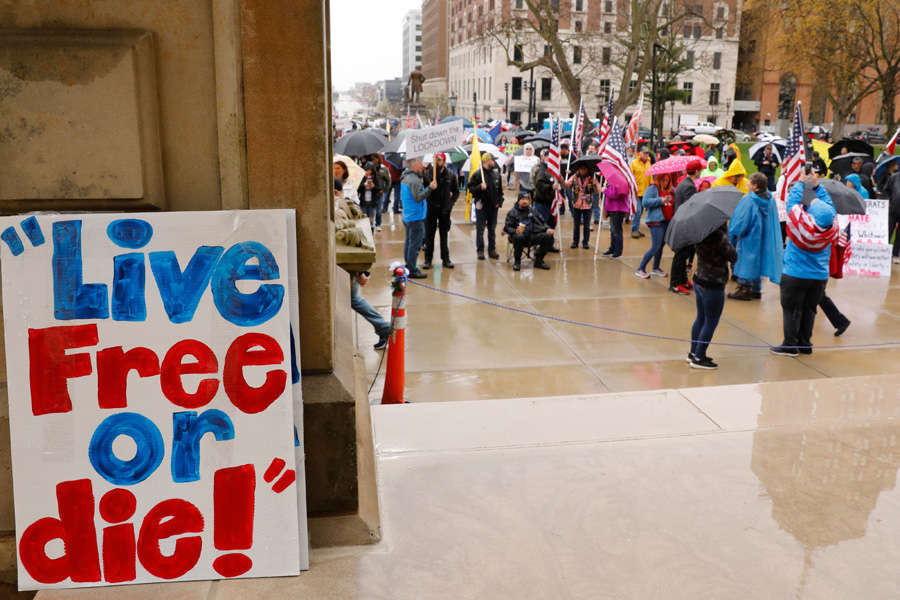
[751,388,900,595]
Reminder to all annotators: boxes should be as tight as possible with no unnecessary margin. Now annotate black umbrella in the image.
[334,130,386,156]
[569,154,602,173]
[520,130,553,144]
[515,139,551,155]
[829,152,874,176]
[828,138,874,160]
[665,186,745,251]
[801,179,866,215]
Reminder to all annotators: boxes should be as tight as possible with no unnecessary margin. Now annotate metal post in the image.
[528,67,534,126]
[473,91,477,121]
[650,44,658,152]
[504,82,509,116]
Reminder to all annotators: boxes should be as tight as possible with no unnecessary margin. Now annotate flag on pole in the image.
[597,93,616,154]
[886,126,900,155]
[625,91,644,145]
[777,102,807,206]
[571,97,586,157]
[601,121,639,212]
[488,121,503,143]
[465,120,482,222]
[435,103,442,124]
[548,116,565,217]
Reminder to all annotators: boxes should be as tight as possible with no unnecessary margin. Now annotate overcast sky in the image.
[330,0,423,91]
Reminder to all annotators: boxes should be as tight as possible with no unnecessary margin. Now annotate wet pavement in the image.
[358,190,900,402]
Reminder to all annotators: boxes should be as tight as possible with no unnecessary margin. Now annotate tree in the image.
[641,26,694,140]
[778,0,878,138]
[852,0,900,133]
[488,0,698,116]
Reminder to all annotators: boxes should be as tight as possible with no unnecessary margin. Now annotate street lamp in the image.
[650,42,664,151]
[725,99,732,129]
[473,91,478,121]
[449,92,457,116]
[504,82,509,116]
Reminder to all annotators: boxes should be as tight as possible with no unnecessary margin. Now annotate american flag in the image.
[625,91,644,145]
[571,97,586,158]
[777,102,807,205]
[602,121,639,211]
[547,116,561,179]
[596,93,616,155]
[886,126,900,155]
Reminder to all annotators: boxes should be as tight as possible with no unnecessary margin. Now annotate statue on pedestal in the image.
[407,70,426,106]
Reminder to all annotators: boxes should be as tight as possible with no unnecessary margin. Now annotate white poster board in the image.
[514,155,539,173]
[841,199,892,277]
[0,210,308,590]
[404,120,465,158]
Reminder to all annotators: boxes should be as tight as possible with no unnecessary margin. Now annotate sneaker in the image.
[582,244,590,249]
[376,226,382,232]
[631,232,642,239]
[651,269,667,277]
[489,251,500,259]
[478,252,485,260]
[548,247,561,253]
[670,285,690,295]
[512,262,521,271]
[689,355,718,370]
[686,353,696,364]
[684,281,693,290]
[894,256,900,264]
[835,321,851,336]
[634,270,650,279]
[770,345,799,357]
[798,346,813,355]
[534,260,550,270]
[373,335,389,350]
[442,260,455,269]
[751,291,762,299]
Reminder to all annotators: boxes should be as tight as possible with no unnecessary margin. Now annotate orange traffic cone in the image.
[381,264,408,404]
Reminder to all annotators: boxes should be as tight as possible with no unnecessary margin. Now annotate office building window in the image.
[713,52,722,69]
[599,79,611,102]
[544,44,552,57]
[693,24,701,38]
[629,79,638,93]
[510,110,521,124]
[602,47,611,65]
[683,25,691,38]
[573,46,582,64]
[575,0,584,10]
[541,77,552,100]
[604,21,613,33]
[575,20,583,32]
[604,0,613,11]
[686,51,694,68]
[682,82,693,104]
[715,27,723,39]
[716,5,726,19]
[515,0,523,7]
[514,44,523,61]
[512,77,522,100]
[709,82,720,105]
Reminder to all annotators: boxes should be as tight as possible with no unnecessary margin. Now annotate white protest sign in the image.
[404,120,464,158]
[0,210,308,590]
[514,155,539,173]
[841,199,892,277]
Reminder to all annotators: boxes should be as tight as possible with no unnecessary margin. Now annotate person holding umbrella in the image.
[753,144,780,191]
[635,173,676,279]
[599,166,631,258]
[687,225,738,369]
[669,159,704,294]
[564,161,600,249]
[727,173,783,301]
[630,146,652,238]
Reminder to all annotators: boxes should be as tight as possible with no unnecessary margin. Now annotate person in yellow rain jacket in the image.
[712,157,749,193]
[629,146,653,238]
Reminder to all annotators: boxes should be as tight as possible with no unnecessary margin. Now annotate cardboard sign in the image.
[841,199,892,277]
[514,155,539,173]
[405,121,464,158]
[0,211,308,590]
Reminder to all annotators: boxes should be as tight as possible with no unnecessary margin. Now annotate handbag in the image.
[661,195,675,221]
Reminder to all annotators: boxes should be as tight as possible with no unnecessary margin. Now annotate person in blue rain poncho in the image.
[727,172,784,301]
[844,173,870,199]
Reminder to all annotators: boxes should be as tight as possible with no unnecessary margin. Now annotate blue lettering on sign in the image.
[52,221,110,320]
[211,242,285,326]
[20,216,45,247]
[171,410,235,483]
[1,227,23,256]
[149,247,224,323]
[88,412,164,485]
[111,254,146,321]
[107,219,153,249]
[290,325,300,384]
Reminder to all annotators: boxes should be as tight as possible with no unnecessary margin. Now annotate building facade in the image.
[376,77,405,104]
[421,0,450,99]
[734,0,899,136]
[447,0,741,131]
[402,9,423,82]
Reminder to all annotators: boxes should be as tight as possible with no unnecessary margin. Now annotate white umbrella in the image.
[749,140,787,163]
[333,153,365,195]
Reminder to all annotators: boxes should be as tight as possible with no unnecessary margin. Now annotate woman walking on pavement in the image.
[635,173,676,279]
[564,164,599,249]
[687,225,737,370]
[600,174,630,258]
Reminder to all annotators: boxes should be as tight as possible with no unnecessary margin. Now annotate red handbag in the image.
[661,195,675,221]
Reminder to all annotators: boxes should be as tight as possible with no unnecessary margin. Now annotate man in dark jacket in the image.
[669,159,702,294]
[422,153,459,269]
[468,152,504,259]
[753,144,780,191]
[503,191,555,271]
[850,157,876,198]
[884,169,900,263]
[531,151,556,224]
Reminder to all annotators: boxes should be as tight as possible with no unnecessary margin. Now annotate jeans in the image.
[631,196,644,233]
[351,280,391,338]
[510,232,554,263]
[779,274,827,348]
[890,212,900,257]
[475,205,499,253]
[424,205,451,262]
[572,208,591,246]
[670,246,695,288]
[386,182,401,213]
[638,222,668,271]
[737,277,761,293]
[819,294,850,330]
[592,193,601,221]
[404,219,425,272]
[360,202,377,229]
[690,283,725,359]
[375,193,386,226]
[607,211,626,255]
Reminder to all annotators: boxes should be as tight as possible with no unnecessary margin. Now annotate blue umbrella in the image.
[466,128,492,143]
[440,116,473,128]
[874,155,900,183]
